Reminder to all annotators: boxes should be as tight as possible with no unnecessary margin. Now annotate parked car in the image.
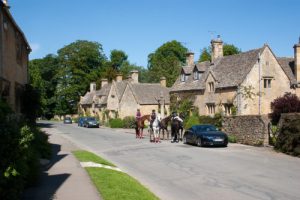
[78,117,87,127]
[63,117,72,124]
[183,125,228,147]
[83,117,100,128]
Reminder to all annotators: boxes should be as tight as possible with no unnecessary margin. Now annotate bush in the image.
[184,115,199,129]
[0,99,51,200]
[109,118,124,128]
[228,135,237,143]
[271,93,300,124]
[122,116,136,128]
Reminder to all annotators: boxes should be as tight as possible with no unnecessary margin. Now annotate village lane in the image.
[42,121,300,200]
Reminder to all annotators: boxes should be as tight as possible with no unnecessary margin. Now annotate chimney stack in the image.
[130,70,139,83]
[160,77,166,87]
[294,37,300,87]
[116,73,123,82]
[211,35,223,63]
[186,52,194,66]
[101,78,108,88]
[90,82,96,92]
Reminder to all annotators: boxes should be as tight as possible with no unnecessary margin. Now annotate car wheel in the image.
[183,136,187,144]
[196,138,202,147]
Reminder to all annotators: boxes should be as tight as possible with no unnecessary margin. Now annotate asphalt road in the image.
[42,121,300,200]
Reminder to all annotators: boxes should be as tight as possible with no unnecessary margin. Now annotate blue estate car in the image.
[183,125,228,147]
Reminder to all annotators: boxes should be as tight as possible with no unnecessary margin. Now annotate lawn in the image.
[73,150,159,200]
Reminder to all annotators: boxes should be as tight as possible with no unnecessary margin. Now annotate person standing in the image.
[135,109,142,138]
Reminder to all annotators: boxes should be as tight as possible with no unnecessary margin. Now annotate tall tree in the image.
[110,49,128,70]
[198,43,241,62]
[55,40,106,114]
[147,40,188,87]
[29,54,59,119]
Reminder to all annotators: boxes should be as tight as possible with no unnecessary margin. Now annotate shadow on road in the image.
[22,143,70,200]
[37,122,54,128]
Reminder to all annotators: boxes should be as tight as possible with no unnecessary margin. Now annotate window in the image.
[181,73,186,82]
[223,104,233,116]
[208,82,214,92]
[263,78,272,88]
[207,104,215,115]
[193,70,198,80]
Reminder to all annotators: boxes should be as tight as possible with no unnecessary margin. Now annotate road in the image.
[42,121,300,200]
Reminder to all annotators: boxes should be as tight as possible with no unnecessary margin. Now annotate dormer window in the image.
[181,73,186,82]
[208,82,214,92]
[193,70,198,80]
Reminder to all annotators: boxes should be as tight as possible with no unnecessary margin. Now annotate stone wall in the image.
[222,115,270,146]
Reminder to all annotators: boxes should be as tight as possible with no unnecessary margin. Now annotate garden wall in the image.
[222,115,270,146]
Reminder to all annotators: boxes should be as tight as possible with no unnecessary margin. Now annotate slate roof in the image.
[80,84,112,105]
[129,83,170,105]
[114,81,128,101]
[171,45,299,92]
[277,57,297,85]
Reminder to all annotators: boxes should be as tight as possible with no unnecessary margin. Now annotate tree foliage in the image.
[271,93,300,124]
[55,40,106,114]
[29,54,59,119]
[198,43,241,62]
[147,40,188,87]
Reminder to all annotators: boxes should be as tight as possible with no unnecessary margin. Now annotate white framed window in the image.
[193,70,198,80]
[223,104,233,116]
[263,78,272,88]
[181,73,186,82]
[207,104,215,115]
[208,82,214,92]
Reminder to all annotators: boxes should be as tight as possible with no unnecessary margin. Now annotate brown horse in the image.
[136,115,150,139]
[159,115,171,140]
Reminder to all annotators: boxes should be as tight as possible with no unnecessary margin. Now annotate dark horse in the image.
[159,115,171,140]
[135,115,150,139]
[171,113,185,142]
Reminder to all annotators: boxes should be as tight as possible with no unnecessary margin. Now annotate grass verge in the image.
[73,150,159,200]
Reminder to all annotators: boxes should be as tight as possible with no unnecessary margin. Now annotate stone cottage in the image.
[0,0,31,112]
[79,70,170,120]
[170,36,300,116]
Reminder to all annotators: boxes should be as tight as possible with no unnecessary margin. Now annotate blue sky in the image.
[9,0,300,67]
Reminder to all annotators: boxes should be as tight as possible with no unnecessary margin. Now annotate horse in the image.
[135,115,150,139]
[159,115,171,140]
[152,114,161,143]
[171,113,185,143]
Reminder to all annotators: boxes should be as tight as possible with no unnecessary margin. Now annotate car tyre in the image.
[196,138,202,147]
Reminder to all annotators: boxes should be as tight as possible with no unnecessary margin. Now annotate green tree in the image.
[198,43,241,62]
[110,49,128,70]
[199,47,211,62]
[29,54,59,119]
[55,40,106,115]
[147,40,188,87]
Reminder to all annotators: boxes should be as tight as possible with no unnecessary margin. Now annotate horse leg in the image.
[136,127,139,138]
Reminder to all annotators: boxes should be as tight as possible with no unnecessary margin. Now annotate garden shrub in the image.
[0,99,51,200]
[184,115,199,129]
[109,118,124,128]
[122,116,136,128]
[228,135,237,143]
[271,92,300,124]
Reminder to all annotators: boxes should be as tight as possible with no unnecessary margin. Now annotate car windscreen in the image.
[87,117,96,121]
[195,125,217,132]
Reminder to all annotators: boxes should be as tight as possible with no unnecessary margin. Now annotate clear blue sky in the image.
[9,0,300,67]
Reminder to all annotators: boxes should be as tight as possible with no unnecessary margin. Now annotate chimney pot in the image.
[186,52,194,66]
[116,73,123,82]
[90,82,96,92]
[211,35,223,63]
[160,77,166,87]
[101,79,108,88]
[130,70,139,83]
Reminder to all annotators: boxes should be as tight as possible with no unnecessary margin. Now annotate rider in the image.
[136,109,141,121]
[171,111,183,123]
[150,109,156,129]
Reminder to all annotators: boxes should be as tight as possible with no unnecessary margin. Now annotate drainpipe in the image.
[258,53,261,115]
